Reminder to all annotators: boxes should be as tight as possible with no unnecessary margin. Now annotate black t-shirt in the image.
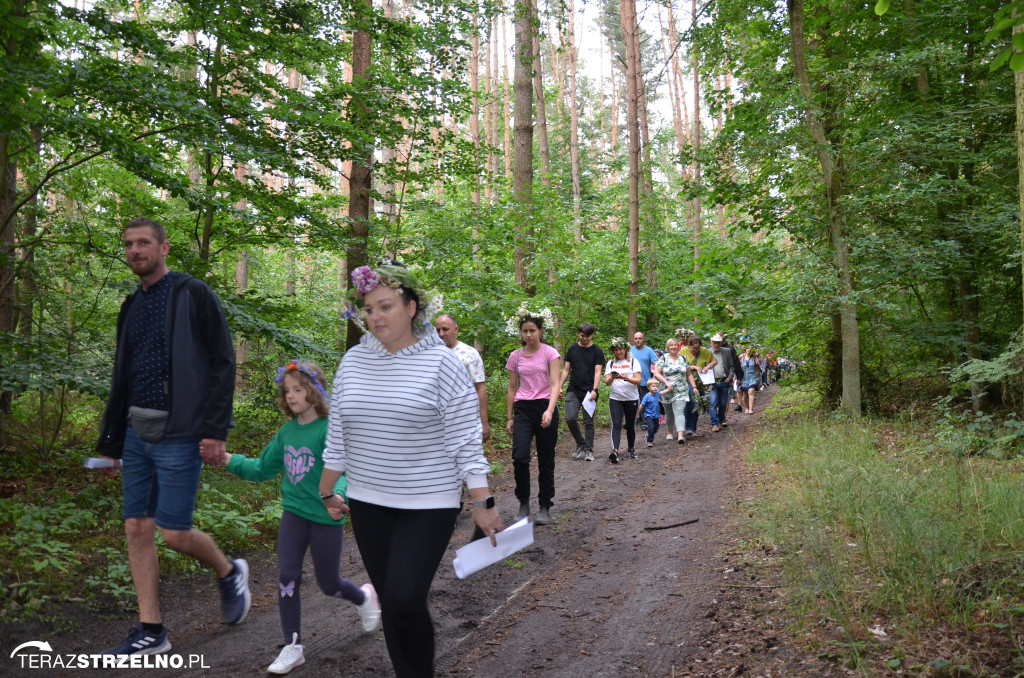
[564,343,605,396]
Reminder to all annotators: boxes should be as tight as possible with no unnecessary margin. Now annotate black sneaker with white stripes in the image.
[219,558,251,625]
[101,623,171,656]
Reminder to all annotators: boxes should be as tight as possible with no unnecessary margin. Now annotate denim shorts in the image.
[121,424,203,530]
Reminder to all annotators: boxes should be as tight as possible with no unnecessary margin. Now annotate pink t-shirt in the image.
[506,344,561,401]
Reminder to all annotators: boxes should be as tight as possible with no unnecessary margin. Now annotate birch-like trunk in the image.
[512,0,534,294]
[621,0,641,338]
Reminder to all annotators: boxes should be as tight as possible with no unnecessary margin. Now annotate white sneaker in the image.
[268,633,304,675]
[665,434,673,440]
[584,450,594,462]
[646,442,653,448]
[356,583,381,633]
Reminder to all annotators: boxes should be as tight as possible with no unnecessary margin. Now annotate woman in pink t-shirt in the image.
[505,312,561,526]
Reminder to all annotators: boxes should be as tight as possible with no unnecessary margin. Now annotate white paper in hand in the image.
[699,370,716,386]
[582,394,597,417]
[83,457,116,469]
[453,517,534,579]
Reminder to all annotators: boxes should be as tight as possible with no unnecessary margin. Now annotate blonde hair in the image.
[276,362,330,419]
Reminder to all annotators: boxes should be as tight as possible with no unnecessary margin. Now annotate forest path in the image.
[20,386,821,677]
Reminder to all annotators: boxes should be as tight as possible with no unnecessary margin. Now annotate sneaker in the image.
[665,434,673,440]
[646,442,653,448]
[677,434,685,445]
[721,421,729,428]
[268,633,304,674]
[585,450,594,462]
[735,405,743,412]
[219,558,251,625]
[639,421,648,430]
[627,449,637,459]
[685,430,697,438]
[572,445,586,460]
[609,450,619,464]
[535,507,553,525]
[356,583,381,633]
[102,623,171,656]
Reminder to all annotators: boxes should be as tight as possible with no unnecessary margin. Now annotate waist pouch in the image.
[128,406,170,443]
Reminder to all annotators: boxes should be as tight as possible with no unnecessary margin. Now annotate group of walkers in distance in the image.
[92,216,792,677]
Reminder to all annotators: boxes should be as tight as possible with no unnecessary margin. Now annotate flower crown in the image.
[343,260,442,333]
[610,336,628,349]
[504,302,554,337]
[275,360,330,401]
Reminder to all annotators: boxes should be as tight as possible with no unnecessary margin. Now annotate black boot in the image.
[535,506,552,525]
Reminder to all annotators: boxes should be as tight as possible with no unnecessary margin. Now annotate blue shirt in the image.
[640,392,661,418]
[630,345,658,386]
[126,272,172,410]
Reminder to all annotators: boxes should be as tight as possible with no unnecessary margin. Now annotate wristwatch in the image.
[473,496,495,509]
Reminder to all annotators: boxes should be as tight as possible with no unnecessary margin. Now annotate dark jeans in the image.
[683,384,699,432]
[277,510,364,644]
[644,415,660,442]
[349,500,458,678]
[563,389,595,450]
[709,381,731,427]
[608,399,638,451]
[512,399,559,508]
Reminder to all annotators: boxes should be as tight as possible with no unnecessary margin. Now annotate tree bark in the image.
[502,8,513,181]
[788,0,861,416]
[512,0,535,295]
[691,0,702,235]
[566,0,582,240]
[471,13,482,206]
[621,0,641,339]
[346,0,374,349]
[532,0,552,186]
[1016,16,1024,367]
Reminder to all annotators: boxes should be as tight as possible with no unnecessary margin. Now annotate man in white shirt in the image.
[436,313,490,441]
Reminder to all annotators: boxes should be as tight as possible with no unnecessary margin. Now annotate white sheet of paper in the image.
[453,517,535,579]
[699,370,716,386]
[83,457,116,469]
[582,394,597,417]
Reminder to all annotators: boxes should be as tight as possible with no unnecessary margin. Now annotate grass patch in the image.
[745,386,1024,673]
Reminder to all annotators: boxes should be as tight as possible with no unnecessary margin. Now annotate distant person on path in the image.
[206,361,381,674]
[738,345,760,414]
[96,217,250,656]
[708,334,737,432]
[630,331,659,430]
[436,313,491,442]
[639,380,662,447]
[320,261,502,678]
[504,304,561,524]
[560,322,605,462]
[651,338,698,445]
[604,337,642,462]
[684,337,717,437]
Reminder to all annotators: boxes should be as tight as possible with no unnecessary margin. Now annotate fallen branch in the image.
[724,584,779,589]
[644,518,699,531]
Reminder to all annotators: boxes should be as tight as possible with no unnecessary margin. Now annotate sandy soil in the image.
[5,385,847,677]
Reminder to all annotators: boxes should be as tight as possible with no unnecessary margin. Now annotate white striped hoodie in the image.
[323,328,490,510]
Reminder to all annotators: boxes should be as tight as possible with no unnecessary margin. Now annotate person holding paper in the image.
[651,338,698,446]
[684,337,717,437]
[504,304,561,525]
[95,217,250,657]
[559,322,605,462]
[604,337,642,462]
[320,261,502,678]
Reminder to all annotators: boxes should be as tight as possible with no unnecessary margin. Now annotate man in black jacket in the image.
[97,217,250,656]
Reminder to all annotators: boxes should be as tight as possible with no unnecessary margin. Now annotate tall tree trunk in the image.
[0,136,17,415]
[532,0,552,186]
[691,0,702,235]
[512,0,534,295]
[471,13,482,207]
[483,23,493,201]
[566,0,582,241]
[346,0,374,349]
[789,0,861,416]
[1016,15,1024,367]
[502,9,513,181]
[621,0,641,339]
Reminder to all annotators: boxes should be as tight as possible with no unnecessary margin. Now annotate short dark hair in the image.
[124,217,167,243]
[577,322,596,336]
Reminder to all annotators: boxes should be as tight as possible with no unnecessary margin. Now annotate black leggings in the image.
[608,398,638,451]
[511,398,559,508]
[349,499,458,678]
[277,510,364,644]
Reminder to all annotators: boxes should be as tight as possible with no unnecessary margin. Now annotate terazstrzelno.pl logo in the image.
[10,641,210,669]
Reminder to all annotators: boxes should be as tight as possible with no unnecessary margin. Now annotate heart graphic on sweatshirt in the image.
[284,445,316,485]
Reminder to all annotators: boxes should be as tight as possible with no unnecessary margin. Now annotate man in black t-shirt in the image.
[559,322,605,462]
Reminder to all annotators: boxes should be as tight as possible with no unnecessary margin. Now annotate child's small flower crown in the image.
[275,360,330,401]
[343,260,442,333]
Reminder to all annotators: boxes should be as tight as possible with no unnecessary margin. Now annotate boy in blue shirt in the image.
[638,381,661,446]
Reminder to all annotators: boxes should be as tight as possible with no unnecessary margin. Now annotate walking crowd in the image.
[91,217,792,677]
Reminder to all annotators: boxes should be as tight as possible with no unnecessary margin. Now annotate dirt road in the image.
[12,387,824,677]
